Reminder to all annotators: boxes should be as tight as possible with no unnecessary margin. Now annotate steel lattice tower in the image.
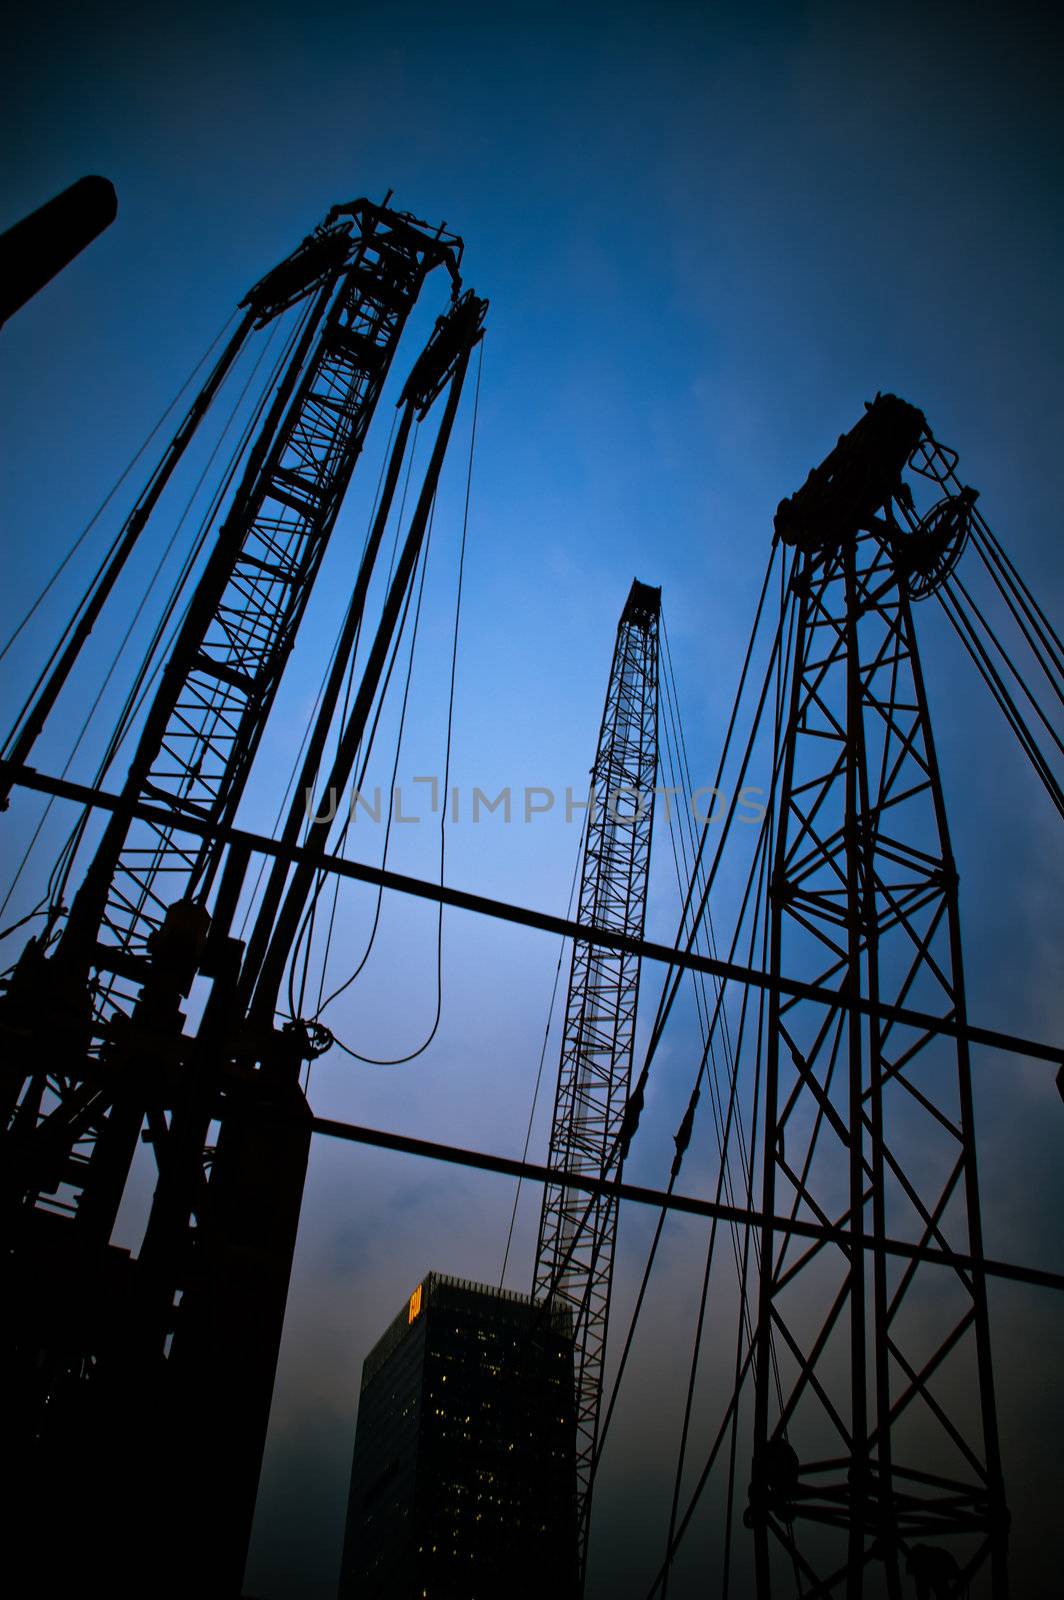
[0,197,483,1597]
[534,577,660,1569]
[749,397,1007,1596]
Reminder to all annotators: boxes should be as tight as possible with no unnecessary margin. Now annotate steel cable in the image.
[0,310,240,671]
[325,338,483,1065]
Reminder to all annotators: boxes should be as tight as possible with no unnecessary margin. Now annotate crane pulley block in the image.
[774,392,926,552]
[241,223,354,327]
[399,290,488,418]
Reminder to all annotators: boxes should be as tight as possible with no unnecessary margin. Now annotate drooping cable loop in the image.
[288,485,434,1023]
[298,415,424,1009]
[323,337,483,1065]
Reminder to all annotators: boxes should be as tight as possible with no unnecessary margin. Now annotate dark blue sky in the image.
[3,2,1062,1595]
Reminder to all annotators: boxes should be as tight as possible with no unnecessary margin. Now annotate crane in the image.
[533,577,661,1578]
[0,194,485,1597]
[748,395,1050,1595]
[5,196,1060,1599]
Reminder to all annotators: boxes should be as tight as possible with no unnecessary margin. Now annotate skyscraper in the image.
[338,1272,577,1598]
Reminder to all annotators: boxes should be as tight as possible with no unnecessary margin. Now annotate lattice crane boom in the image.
[750,394,1009,1596]
[533,577,660,1574]
[0,196,484,1598]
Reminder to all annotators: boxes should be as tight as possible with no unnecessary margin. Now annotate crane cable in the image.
[38,304,306,941]
[306,417,425,1015]
[962,490,1063,681]
[234,407,408,943]
[948,554,1062,715]
[902,466,1063,811]
[659,553,804,1597]
[655,625,753,1594]
[659,825,778,1598]
[936,577,1063,819]
[289,421,428,1016]
[283,417,424,1019]
[538,550,792,1535]
[534,541,790,1329]
[0,309,241,673]
[498,803,590,1290]
[0,308,294,932]
[324,338,483,1066]
[570,561,803,1588]
[970,522,1064,694]
[660,614,748,1207]
[921,448,1063,681]
[591,736,780,1498]
[287,485,433,1023]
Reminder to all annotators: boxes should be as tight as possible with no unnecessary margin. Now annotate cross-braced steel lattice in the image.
[749,397,1006,1597]
[22,202,462,1245]
[534,577,660,1564]
[0,200,473,1597]
[63,205,458,990]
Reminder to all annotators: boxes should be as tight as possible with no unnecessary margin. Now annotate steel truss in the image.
[13,202,462,1249]
[534,578,660,1567]
[751,398,1008,1597]
[63,203,460,989]
[0,199,475,1598]
[2,273,1058,1598]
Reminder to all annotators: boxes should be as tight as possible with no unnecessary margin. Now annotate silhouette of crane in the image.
[0,194,485,1596]
[533,577,661,1576]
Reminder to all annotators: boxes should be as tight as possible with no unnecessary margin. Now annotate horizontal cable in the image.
[2,759,1061,1068]
[310,1114,1064,1293]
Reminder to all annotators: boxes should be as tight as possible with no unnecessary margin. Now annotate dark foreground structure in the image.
[339,1273,578,1598]
[3,175,1061,1596]
[0,175,117,327]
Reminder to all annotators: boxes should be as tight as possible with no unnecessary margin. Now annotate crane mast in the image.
[1,196,485,1597]
[5,183,1053,1600]
[534,577,660,1574]
[750,396,1007,1595]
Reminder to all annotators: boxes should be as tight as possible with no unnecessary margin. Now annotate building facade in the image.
[338,1272,577,1598]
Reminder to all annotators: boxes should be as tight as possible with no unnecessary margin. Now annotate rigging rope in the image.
[949,566,1063,740]
[969,510,1063,675]
[286,423,426,1016]
[0,309,293,930]
[234,406,411,946]
[300,417,424,1008]
[311,410,406,1012]
[534,543,791,1329]
[324,338,483,1065]
[937,582,1063,818]
[659,558,801,1595]
[288,492,434,1022]
[498,804,589,1290]
[36,308,302,935]
[0,310,240,671]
